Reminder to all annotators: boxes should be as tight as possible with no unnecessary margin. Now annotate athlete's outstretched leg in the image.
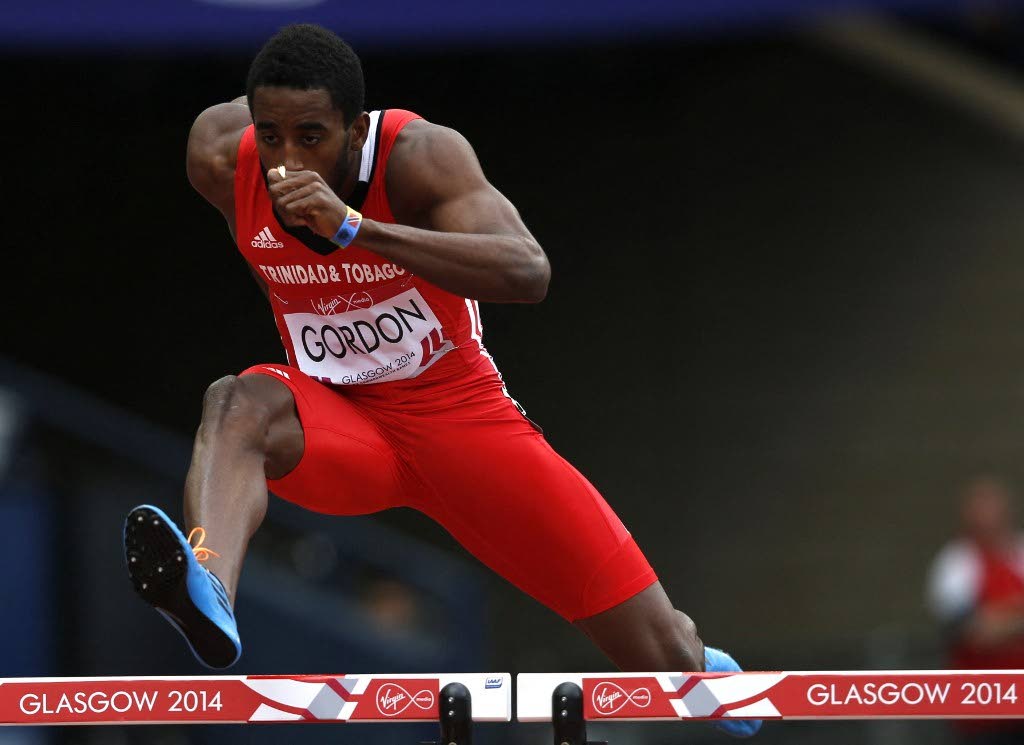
[124,373,303,669]
[575,583,761,737]
[182,373,304,601]
[574,581,704,671]
[369,376,760,734]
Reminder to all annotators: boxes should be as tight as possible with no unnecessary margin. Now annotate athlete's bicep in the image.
[428,183,534,238]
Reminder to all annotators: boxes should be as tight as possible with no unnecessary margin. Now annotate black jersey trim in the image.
[272,216,341,257]
[346,180,369,212]
[346,109,384,211]
[367,109,387,188]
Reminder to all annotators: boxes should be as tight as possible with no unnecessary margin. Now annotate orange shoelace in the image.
[187,527,221,562]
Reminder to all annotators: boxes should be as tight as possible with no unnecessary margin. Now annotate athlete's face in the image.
[251,86,367,191]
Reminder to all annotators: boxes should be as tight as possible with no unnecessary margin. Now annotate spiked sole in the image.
[124,506,238,669]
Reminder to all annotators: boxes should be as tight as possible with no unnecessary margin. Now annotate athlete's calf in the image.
[183,373,303,601]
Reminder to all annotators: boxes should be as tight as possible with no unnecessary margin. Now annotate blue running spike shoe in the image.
[123,504,241,669]
[704,647,763,737]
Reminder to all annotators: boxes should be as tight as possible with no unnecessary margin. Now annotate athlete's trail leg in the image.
[183,373,304,602]
[574,581,704,671]
[576,584,763,736]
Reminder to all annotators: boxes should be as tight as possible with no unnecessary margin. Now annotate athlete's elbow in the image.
[513,243,550,303]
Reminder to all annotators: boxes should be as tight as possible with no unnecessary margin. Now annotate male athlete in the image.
[123,24,759,737]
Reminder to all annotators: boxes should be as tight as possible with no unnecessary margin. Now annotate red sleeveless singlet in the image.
[230,109,658,624]
[233,109,489,392]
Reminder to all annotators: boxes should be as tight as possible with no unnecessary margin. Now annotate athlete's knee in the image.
[200,375,273,450]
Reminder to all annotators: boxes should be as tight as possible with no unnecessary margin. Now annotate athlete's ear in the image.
[349,112,371,151]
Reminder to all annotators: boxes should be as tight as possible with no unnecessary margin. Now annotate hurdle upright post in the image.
[422,681,473,745]
[552,682,606,745]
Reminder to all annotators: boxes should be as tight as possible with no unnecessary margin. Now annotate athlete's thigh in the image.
[408,412,657,621]
[240,364,405,516]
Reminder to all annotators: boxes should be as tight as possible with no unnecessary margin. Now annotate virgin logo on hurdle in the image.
[591,683,651,715]
[374,685,435,717]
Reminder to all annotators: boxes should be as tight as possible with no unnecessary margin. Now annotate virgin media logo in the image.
[375,685,435,716]
[592,683,652,715]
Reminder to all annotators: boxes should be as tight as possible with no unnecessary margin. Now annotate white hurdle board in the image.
[518,671,1024,721]
[0,673,511,725]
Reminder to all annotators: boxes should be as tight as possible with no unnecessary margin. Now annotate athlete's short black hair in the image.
[246,24,365,126]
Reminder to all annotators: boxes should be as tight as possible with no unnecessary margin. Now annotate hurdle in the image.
[0,672,510,743]
[5,670,1024,738]
[517,671,1024,742]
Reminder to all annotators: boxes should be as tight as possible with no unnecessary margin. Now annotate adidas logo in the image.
[251,227,284,249]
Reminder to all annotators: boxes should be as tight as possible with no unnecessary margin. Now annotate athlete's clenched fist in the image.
[267,166,348,238]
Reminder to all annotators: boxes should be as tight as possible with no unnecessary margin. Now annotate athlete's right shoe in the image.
[123,505,241,669]
[704,647,763,738]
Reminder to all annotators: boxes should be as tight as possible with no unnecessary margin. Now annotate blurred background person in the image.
[927,476,1024,745]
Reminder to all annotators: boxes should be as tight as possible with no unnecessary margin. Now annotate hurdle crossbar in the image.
[517,671,1024,721]
[0,673,511,725]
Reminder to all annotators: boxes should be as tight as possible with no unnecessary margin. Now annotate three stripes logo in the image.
[419,328,453,367]
[251,227,284,249]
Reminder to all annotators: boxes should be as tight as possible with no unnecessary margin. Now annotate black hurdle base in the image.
[422,682,473,745]
[552,682,607,745]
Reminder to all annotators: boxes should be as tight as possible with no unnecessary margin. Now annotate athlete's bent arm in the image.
[187,102,272,301]
[270,121,551,303]
[186,101,252,230]
[370,121,550,303]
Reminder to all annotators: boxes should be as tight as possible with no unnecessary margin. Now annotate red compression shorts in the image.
[239,359,657,621]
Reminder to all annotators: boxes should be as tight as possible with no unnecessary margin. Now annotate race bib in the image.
[281,287,453,385]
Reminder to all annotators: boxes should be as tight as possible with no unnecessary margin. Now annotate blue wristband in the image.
[330,206,363,248]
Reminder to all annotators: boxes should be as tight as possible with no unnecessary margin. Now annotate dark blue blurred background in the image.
[2,0,998,49]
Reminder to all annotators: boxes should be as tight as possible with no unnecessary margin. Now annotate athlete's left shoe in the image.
[704,646,763,738]
[123,505,241,669]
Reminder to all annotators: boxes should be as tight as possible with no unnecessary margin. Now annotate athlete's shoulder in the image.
[386,117,485,219]
[390,116,471,163]
[186,102,253,216]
